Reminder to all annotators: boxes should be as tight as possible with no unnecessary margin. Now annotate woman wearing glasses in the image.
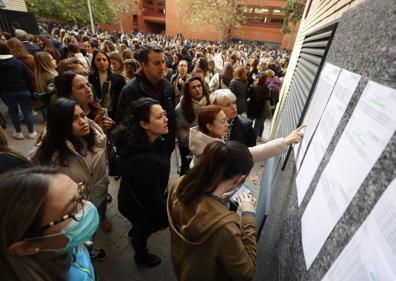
[0,166,98,281]
[31,98,109,261]
[189,105,305,167]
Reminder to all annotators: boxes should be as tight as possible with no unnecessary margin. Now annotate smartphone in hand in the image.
[229,185,251,206]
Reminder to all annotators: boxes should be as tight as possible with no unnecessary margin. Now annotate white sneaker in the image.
[13,132,24,140]
[27,132,37,139]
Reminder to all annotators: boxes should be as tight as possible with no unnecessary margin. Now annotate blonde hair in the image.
[265,69,276,78]
[34,52,58,92]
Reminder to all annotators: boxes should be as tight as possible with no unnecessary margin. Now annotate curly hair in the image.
[180,76,211,123]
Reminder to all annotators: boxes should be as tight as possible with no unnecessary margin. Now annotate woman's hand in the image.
[103,116,115,130]
[236,193,256,213]
[284,125,306,146]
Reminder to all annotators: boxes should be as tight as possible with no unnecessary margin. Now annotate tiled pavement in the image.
[3,105,271,281]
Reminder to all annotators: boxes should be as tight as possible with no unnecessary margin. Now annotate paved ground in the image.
[2,105,271,281]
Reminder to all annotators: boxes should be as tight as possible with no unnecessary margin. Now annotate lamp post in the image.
[87,0,95,34]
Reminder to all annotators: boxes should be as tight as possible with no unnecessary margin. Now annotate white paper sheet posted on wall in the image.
[321,178,396,281]
[301,81,396,269]
[296,69,361,206]
[294,63,341,171]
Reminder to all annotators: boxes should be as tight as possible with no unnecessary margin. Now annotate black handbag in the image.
[32,83,56,107]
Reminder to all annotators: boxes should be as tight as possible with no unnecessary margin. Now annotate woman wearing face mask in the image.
[88,50,125,120]
[168,141,257,281]
[189,105,305,167]
[30,98,109,261]
[0,166,99,281]
[118,97,170,267]
[175,76,211,175]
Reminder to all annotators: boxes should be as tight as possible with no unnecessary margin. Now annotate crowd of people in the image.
[0,24,304,281]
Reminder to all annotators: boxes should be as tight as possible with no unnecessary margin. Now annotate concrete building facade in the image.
[271,0,365,137]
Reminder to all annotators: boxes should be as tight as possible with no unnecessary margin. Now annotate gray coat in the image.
[175,96,210,148]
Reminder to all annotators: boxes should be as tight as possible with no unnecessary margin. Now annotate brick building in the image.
[103,0,298,49]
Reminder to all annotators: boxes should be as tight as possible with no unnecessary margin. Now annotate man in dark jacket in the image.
[116,45,176,153]
[213,89,256,147]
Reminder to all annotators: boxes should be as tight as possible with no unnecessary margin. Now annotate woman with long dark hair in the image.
[55,71,114,130]
[168,141,257,281]
[175,76,211,174]
[89,50,125,119]
[34,35,61,63]
[0,166,98,281]
[118,97,170,267]
[30,98,109,260]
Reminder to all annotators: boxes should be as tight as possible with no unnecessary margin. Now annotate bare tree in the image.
[109,0,140,32]
[176,0,245,42]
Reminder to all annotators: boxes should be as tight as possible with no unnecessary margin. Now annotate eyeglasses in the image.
[41,182,85,230]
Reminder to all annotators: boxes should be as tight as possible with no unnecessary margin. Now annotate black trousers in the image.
[130,221,154,258]
[118,184,154,257]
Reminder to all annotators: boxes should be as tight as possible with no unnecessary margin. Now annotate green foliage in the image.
[282,0,306,34]
[25,0,116,25]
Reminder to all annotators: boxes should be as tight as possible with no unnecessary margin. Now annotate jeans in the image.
[254,118,265,138]
[1,90,34,133]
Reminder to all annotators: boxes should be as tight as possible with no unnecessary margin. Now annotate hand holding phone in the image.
[236,192,256,213]
[229,185,250,205]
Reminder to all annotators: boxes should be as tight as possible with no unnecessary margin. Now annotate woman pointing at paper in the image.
[188,105,305,166]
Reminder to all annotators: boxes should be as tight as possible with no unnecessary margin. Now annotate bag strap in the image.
[123,175,145,209]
